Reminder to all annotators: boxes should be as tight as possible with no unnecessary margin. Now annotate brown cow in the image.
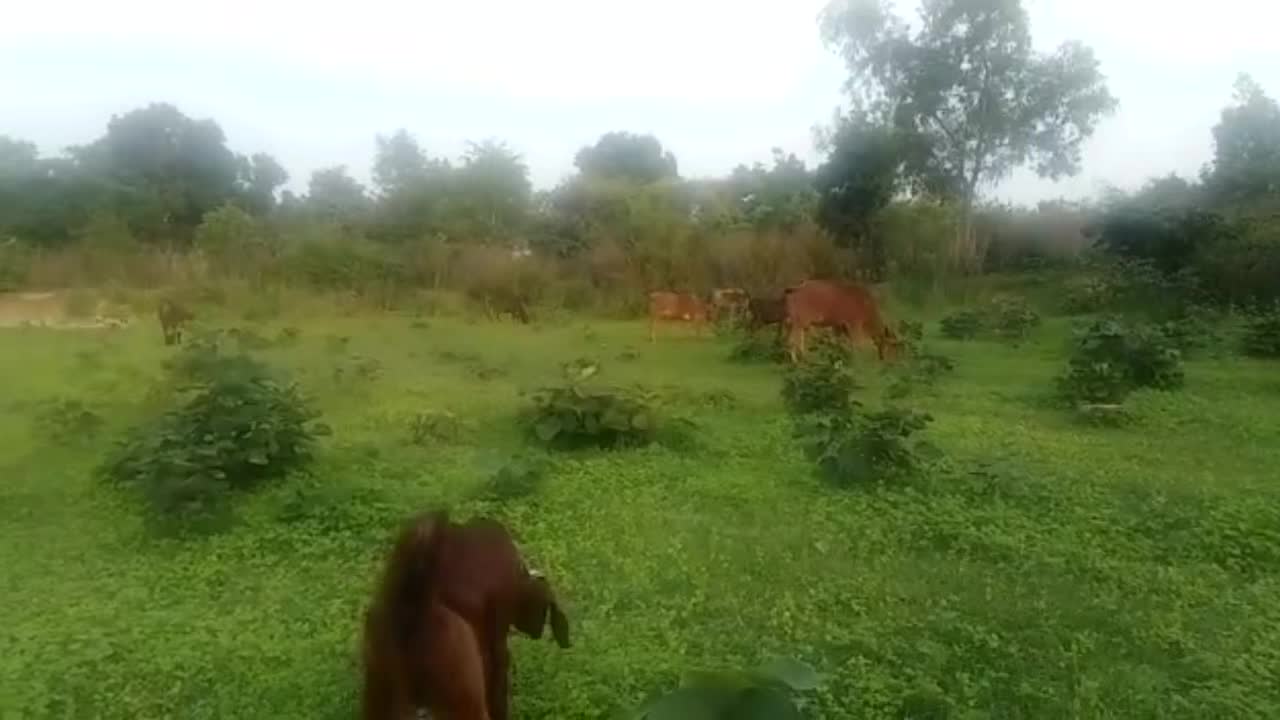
[783,279,898,362]
[647,291,709,343]
[361,511,570,720]
[157,298,193,345]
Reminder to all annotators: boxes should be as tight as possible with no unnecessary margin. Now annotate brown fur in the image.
[361,512,570,720]
[157,299,193,345]
[709,288,750,323]
[745,296,787,331]
[783,280,898,362]
[647,291,710,342]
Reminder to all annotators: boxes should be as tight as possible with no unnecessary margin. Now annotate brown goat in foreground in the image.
[361,511,571,720]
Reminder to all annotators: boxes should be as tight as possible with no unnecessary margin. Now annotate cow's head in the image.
[513,569,571,649]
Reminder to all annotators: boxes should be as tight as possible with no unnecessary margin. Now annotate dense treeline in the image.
[1,0,1277,311]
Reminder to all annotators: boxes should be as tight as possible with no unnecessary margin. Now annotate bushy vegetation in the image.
[1058,318,1185,405]
[100,343,325,522]
[781,352,858,416]
[523,362,666,449]
[1241,305,1280,358]
[940,296,1039,342]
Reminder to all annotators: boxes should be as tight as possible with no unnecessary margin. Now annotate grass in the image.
[2,291,1279,719]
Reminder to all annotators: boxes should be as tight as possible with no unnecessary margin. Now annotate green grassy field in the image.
[3,294,1279,719]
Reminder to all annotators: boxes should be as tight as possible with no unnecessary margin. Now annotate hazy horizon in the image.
[3,0,1277,205]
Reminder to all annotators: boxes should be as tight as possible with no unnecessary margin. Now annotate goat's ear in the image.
[548,601,571,649]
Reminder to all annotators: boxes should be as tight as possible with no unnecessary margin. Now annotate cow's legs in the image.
[649,317,657,343]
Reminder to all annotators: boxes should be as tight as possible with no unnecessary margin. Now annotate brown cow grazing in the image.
[783,279,898,362]
[710,288,750,323]
[156,299,193,345]
[648,291,710,343]
[361,511,571,720]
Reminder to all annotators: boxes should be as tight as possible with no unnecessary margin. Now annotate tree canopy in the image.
[574,132,679,184]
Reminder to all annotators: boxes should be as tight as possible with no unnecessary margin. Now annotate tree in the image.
[369,130,453,242]
[728,149,817,232]
[239,153,288,215]
[307,166,369,222]
[0,136,39,178]
[574,132,678,184]
[444,140,531,243]
[1205,74,1280,205]
[70,103,242,240]
[372,130,429,198]
[813,115,904,279]
[821,0,1117,270]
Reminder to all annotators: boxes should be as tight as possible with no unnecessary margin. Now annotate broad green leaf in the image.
[753,657,819,692]
[534,417,562,442]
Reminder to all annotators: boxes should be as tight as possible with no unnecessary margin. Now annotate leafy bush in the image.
[781,354,857,416]
[1061,275,1114,314]
[728,329,787,363]
[939,310,982,340]
[1242,305,1280,358]
[522,362,666,449]
[100,344,325,522]
[796,406,936,484]
[1158,308,1222,357]
[472,452,550,503]
[989,295,1041,340]
[631,657,818,720]
[1059,318,1185,404]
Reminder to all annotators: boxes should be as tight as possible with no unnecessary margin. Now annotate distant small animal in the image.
[710,288,750,323]
[156,299,193,345]
[361,511,570,720]
[783,279,898,362]
[647,291,710,343]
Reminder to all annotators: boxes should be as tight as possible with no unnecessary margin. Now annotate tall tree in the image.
[728,149,817,232]
[1205,74,1280,205]
[239,153,289,215]
[307,166,369,222]
[71,103,242,240]
[372,130,429,198]
[813,115,904,279]
[445,140,531,243]
[821,0,1117,270]
[574,132,678,184]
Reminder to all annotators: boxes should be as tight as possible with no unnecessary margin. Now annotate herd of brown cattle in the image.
[650,278,899,361]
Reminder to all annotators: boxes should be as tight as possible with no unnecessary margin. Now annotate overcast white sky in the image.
[2,0,1277,204]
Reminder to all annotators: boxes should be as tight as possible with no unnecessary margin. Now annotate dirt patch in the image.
[0,291,135,329]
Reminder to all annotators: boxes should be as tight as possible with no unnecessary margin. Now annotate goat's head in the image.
[513,569,571,649]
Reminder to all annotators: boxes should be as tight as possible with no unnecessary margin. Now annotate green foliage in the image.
[195,204,261,266]
[1204,74,1280,204]
[796,406,935,484]
[523,362,664,449]
[939,310,982,340]
[574,132,678,184]
[473,451,550,504]
[728,329,787,364]
[631,658,817,720]
[1242,305,1280,358]
[781,354,857,416]
[813,114,903,278]
[100,343,324,523]
[988,295,1041,341]
[1058,319,1185,405]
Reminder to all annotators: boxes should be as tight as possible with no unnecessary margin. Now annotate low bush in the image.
[101,344,326,523]
[472,451,550,504]
[781,354,857,416]
[989,295,1041,341]
[939,310,983,340]
[1242,305,1280,358]
[407,410,464,445]
[796,405,936,484]
[728,329,787,364]
[1058,318,1184,405]
[33,398,104,444]
[522,362,670,450]
[632,657,818,720]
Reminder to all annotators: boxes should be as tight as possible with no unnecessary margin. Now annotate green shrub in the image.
[101,344,326,523]
[989,295,1041,341]
[939,310,982,340]
[796,406,935,484]
[1158,307,1222,357]
[1242,305,1280,358]
[728,329,786,363]
[632,657,818,720]
[523,363,666,449]
[1059,318,1184,405]
[1061,275,1114,314]
[781,354,857,416]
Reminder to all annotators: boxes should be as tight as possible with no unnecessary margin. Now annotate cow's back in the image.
[785,280,883,329]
